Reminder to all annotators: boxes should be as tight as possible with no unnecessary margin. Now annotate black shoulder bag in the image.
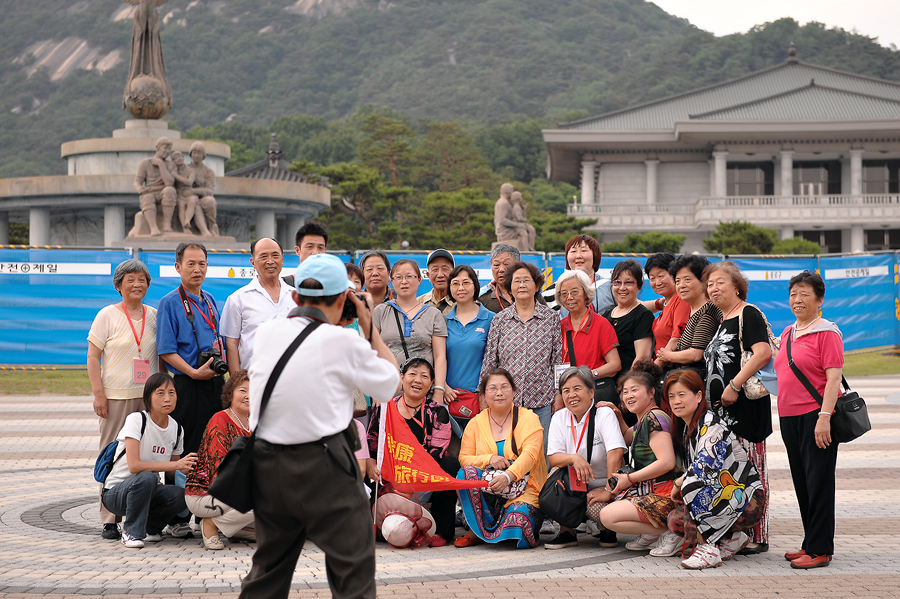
[785,330,870,444]
[566,324,617,404]
[538,406,597,529]
[208,320,323,513]
[392,308,411,367]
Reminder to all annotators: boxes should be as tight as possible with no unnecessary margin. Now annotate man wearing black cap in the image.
[417,248,456,315]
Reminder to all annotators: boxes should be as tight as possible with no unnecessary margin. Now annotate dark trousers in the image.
[101,471,186,539]
[172,374,224,454]
[780,409,839,555]
[431,455,461,541]
[239,435,375,599]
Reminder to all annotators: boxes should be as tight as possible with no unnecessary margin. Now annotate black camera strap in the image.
[178,285,219,359]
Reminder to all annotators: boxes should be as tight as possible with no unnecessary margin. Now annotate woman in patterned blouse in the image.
[184,370,255,550]
[480,261,562,447]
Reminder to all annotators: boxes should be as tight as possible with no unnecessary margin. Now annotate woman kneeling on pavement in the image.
[598,361,679,553]
[666,369,765,569]
[101,373,196,548]
[366,357,459,547]
[184,370,256,550]
[544,366,627,550]
[455,368,548,548]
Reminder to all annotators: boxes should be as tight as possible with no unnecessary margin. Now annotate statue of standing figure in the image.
[127,138,220,238]
[123,0,173,120]
[494,183,535,251]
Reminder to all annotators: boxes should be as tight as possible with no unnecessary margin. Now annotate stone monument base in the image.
[111,233,239,251]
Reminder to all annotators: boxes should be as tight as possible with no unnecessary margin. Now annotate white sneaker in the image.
[625,534,659,551]
[143,533,162,543]
[585,520,602,537]
[574,522,587,534]
[165,523,193,538]
[681,544,722,569]
[649,530,685,557]
[719,531,750,561]
[121,532,144,549]
[540,519,558,535]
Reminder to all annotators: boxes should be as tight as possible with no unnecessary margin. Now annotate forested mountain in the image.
[4,0,899,180]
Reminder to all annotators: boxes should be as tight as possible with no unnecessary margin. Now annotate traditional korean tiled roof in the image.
[561,47,900,130]
[227,133,310,183]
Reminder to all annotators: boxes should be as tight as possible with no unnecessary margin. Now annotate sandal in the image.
[201,519,225,551]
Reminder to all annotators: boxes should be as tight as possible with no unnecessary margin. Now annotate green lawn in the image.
[1,352,898,395]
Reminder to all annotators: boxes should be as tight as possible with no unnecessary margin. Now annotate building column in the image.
[780,226,794,240]
[256,209,276,240]
[0,212,8,245]
[286,214,305,250]
[29,208,50,246]
[276,217,289,251]
[103,205,125,247]
[580,160,597,204]
[850,225,865,253]
[780,150,794,198]
[645,160,659,205]
[850,148,864,196]
[713,151,728,198]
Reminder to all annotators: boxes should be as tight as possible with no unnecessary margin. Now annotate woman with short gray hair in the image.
[88,258,162,541]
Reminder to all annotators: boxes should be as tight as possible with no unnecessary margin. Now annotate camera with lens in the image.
[606,465,634,492]
[199,348,229,375]
[341,293,367,321]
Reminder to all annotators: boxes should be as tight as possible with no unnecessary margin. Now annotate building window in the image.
[793,161,841,195]
[863,160,900,194]
[726,163,774,196]
[799,230,841,254]
[865,229,900,251]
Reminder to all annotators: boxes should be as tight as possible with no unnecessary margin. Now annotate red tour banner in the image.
[380,400,488,493]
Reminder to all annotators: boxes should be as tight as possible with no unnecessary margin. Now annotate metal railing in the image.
[569,194,900,215]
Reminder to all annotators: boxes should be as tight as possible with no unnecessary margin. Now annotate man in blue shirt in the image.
[157,242,225,455]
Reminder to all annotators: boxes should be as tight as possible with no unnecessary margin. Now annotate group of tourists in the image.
[86,223,847,599]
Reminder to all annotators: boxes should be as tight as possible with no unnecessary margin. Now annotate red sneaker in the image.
[784,549,806,561]
[791,554,831,569]
[429,536,448,548]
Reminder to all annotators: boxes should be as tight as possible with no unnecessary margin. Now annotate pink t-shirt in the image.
[774,326,844,417]
[354,419,370,460]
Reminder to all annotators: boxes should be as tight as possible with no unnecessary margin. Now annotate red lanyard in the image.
[494,282,510,309]
[570,413,588,453]
[122,302,146,357]
[186,294,218,335]
[571,310,592,342]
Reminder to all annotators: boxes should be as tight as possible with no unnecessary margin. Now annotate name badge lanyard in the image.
[123,302,146,357]
[570,412,589,453]
[178,286,220,353]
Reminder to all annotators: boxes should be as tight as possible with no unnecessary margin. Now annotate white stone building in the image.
[543,46,900,253]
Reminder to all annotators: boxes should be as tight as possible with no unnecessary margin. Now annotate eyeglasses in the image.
[392,275,418,282]
[450,280,473,288]
[486,384,513,393]
[559,289,582,299]
[512,278,533,286]
[612,280,637,288]
[364,266,386,273]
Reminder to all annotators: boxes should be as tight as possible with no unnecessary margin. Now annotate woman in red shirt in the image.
[184,370,255,550]
[555,270,621,404]
[642,252,690,369]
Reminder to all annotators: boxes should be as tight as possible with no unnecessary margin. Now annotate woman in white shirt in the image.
[101,373,197,548]
[545,366,627,550]
[88,259,162,539]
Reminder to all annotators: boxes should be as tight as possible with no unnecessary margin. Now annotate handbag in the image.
[448,389,481,419]
[481,407,529,499]
[538,406,597,529]
[738,304,780,399]
[785,330,871,444]
[208,320,323,513]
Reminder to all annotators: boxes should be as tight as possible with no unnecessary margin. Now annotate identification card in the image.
[554,364,571,388]
[212,338,223,353]
[568,466,587,492]
[133,359,150,384]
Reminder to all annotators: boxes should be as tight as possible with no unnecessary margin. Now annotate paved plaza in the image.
[1,377,899,598]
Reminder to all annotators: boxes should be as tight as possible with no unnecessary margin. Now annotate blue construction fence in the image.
[0,248,896,364]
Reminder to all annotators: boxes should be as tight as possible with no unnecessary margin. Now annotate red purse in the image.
[448,389,480,419]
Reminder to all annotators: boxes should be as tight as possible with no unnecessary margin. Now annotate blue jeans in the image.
[531,404,552,455]
[101,471,187,539]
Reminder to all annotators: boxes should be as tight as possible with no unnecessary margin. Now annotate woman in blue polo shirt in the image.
[444,265,494,424]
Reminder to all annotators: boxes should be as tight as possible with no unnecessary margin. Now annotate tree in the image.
[413,121,498,193]
[772,236,822,255]
[602,232,686,254]
[358,114,414,187]
[405,190,495,250]
[474,119,546,183]
[703,221,779,255]
[524,178,578,215]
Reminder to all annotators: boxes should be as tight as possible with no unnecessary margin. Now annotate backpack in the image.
[93,412,183,484]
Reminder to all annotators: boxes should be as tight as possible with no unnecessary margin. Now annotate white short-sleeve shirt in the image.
[547,406,627,490]
[220,276,295,369]
[104,411,184,489]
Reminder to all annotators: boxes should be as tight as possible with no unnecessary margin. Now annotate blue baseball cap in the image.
[294,254,355,296]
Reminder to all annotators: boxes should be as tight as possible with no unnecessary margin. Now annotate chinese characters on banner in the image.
[380,400,487,493]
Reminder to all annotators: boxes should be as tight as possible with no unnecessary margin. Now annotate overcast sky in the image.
[651,0,900,49]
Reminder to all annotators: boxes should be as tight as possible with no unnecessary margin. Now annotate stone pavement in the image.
[1,376,899,598]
